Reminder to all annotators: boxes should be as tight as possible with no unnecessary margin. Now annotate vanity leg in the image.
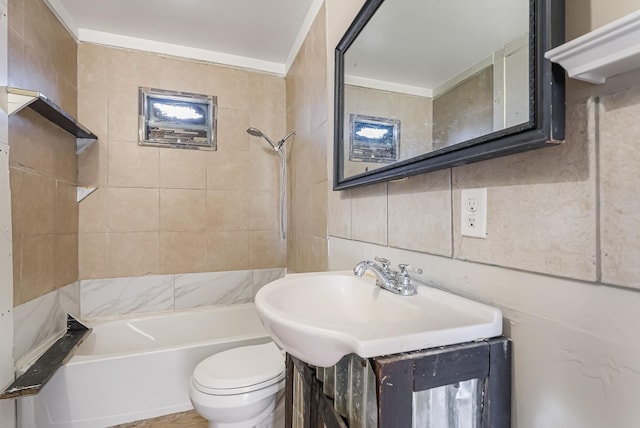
[483,338,512,428]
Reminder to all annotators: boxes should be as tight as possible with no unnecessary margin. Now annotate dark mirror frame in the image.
[333,0,565,190]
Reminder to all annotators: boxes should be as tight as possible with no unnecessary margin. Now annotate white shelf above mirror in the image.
[545,10,640,84]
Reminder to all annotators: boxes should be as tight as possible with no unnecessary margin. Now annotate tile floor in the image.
[112,410,207,427]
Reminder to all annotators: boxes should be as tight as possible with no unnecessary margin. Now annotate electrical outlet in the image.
[461,188,487,238]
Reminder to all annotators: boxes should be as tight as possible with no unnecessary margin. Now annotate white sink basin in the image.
[254,271,502,367]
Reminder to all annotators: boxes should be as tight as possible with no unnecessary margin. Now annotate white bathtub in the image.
[18,303,272,428]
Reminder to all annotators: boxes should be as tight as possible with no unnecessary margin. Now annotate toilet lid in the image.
[193,342,285,391]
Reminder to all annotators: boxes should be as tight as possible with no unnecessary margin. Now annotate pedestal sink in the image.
[254,271,502,367]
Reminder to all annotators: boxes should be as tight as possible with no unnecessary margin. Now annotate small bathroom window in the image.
[138,87,217,150]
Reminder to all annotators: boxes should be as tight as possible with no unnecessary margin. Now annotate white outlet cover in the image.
[461,188,487,238]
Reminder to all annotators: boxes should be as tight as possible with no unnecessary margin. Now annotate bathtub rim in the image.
[71,302,271,363]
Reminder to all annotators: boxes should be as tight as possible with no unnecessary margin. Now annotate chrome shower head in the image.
[246,127,278,151]
[246,127,264,138]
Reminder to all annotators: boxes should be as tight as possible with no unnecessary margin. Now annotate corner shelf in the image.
[3,86,98,154]
[545,10,640,84]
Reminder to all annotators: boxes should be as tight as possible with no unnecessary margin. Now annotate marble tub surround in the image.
[80,268,286,319]
[13,281,79,371]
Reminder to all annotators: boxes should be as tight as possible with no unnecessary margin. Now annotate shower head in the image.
[246,127,278,151]
[246,127,264,138]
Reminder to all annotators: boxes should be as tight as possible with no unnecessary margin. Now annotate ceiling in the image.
[44,0,320,75]
[44,0,530,91]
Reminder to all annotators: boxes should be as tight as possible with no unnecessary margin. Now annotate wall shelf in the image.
[545,10,640,84]
[0,316,91,400]
[2,87,98,153]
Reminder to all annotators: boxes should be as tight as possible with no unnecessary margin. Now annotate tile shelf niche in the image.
[545,9,640,84]
[2,86,99,202]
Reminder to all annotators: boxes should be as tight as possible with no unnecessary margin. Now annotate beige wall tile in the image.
[78,140,108,187]
[19,235,55,305]
[207,231,249,271]
[217,108,250,151]
[452,101,597,281]
[51,129,78,184]
[54,234,78,287]
[248,75,287,143]
[249,191,278,231]
[107,89,139,143]
[77,90,108,143]
[206,149,250,190]
[350,183,388,245]
[56,76,78,119]
[388,171,452,256]
[11,169,56,237]
[78,233,109,280]
[78,43,110,94]
[308,122,328,184]
[160,231,207,274]
[310,236,329,272]
[160,189,206,232]
[249,230,286,269]
[203,66,252,111]
[108,232,159,277]
[599,88,640,288]
[79,187,109,233]
[159,149,207,189]
[108,142,159,188]
[310,180,328,238]
[9,111,59,176]
[8,27,25,88]
[107,48,162,95]
[108,187,159,232]
[158,57,209,93]
[328,187,351,239]
[8,0,24,37]
[207,190,249,231]
[55,181,79,235]
[247,149,279,191]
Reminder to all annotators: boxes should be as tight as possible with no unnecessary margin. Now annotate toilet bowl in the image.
[189,342,286,428]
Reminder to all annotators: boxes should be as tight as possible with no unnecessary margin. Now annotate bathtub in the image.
[18,303,272,428]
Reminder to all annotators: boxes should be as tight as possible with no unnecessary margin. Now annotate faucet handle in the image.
[399,264,423,275]
[374,256,392,271]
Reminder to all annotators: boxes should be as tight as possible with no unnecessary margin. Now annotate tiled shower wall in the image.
[8,0,79,307]
[77,43,287,279]
[285,2,329,273]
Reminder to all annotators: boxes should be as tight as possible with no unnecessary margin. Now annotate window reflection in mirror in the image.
[341,0,530,179]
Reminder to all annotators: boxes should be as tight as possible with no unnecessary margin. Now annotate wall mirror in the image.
[333,0,565,190]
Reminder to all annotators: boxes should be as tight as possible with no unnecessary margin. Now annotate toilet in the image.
[189,341,286,428]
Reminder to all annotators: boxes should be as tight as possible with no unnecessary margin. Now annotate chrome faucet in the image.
[353,257,418,296]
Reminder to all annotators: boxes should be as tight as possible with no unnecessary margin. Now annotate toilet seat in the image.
[192,342,285,396]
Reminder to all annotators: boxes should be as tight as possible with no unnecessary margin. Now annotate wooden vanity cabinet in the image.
[285,337,511,428]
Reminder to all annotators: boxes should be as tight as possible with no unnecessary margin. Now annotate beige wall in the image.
[433,66,493,150]
[322,0,640,426]
[8,0,79,306]
[285,3,329,273]
[343,85,432,177]
[77,44,287,279]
